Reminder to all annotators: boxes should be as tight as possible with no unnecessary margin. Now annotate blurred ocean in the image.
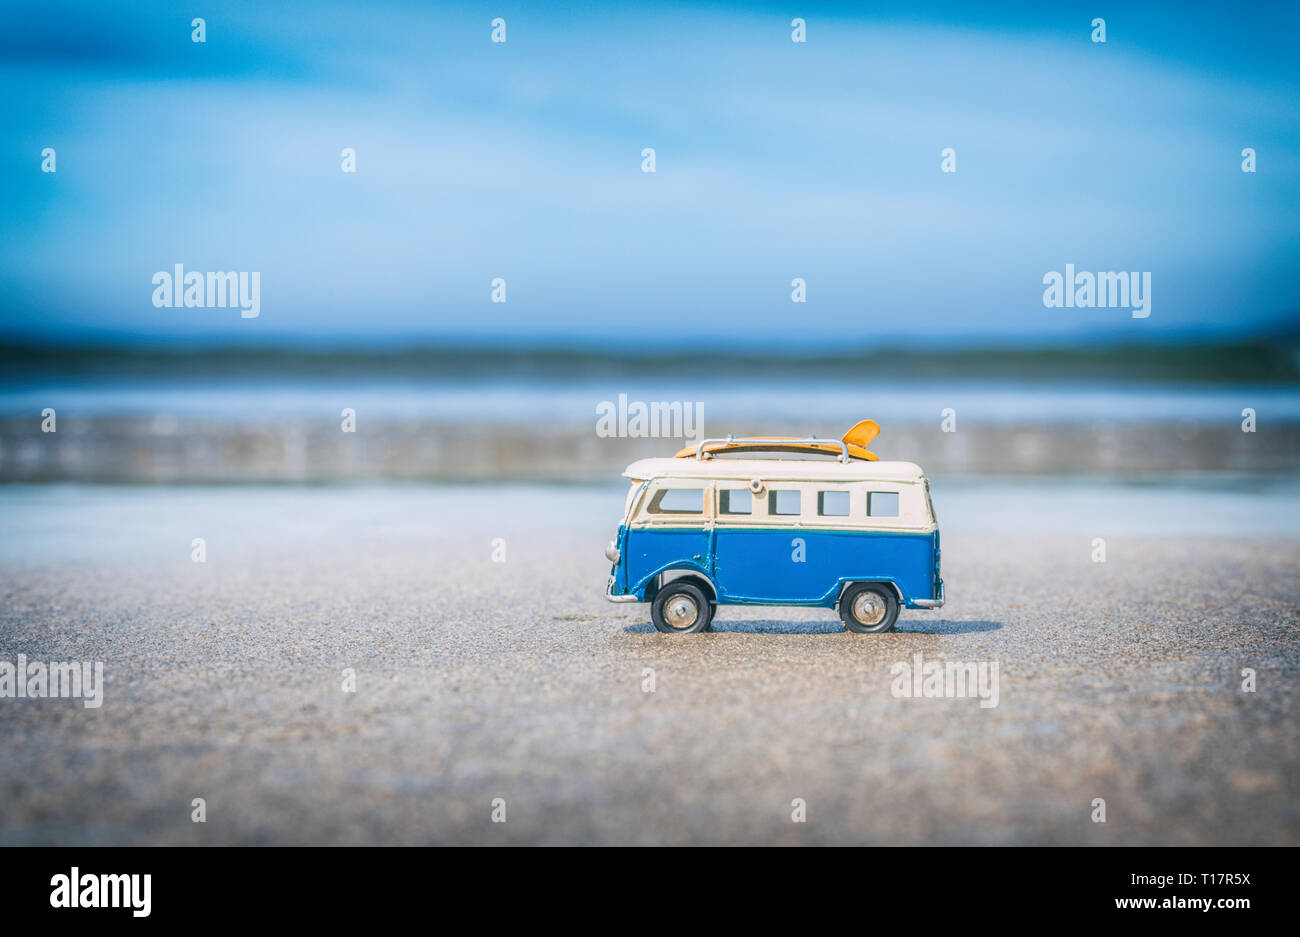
[2,375,1299,425]
[1,341,1296,482]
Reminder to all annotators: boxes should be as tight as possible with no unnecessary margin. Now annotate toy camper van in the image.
[604,420,943,633]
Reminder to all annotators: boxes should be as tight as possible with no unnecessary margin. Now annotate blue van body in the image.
[608,524,942,609]
[604,433,943,630]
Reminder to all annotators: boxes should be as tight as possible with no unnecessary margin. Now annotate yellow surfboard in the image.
[674,420,880,461]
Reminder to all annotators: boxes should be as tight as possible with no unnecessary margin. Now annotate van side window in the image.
[768,490,801,516]
[867,491,899,517]
[817,491,850,516]
[719,489,752,515]
[648,488,704,514]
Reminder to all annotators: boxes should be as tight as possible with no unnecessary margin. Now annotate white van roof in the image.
[623,457,925,483]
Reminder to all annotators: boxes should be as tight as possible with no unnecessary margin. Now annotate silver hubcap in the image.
[664,594,699,629]
[852,591,886,626]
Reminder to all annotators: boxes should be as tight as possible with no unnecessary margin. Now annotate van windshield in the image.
[623,482,645,522]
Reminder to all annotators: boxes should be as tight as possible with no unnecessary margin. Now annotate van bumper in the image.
[605,575,639,603]
[911,580,945,609]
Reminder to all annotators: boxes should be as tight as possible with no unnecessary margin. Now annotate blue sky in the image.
[2,0,1297,347]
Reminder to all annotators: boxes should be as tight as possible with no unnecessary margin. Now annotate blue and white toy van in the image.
[604,420,944,633]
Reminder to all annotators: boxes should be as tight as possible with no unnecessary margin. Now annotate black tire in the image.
[839,583,899,634]
[651,582,713,634]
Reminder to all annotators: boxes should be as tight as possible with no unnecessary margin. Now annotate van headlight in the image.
[604,540,620,563]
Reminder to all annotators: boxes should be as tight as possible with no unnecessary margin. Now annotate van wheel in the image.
[651,583,713,634]
[839,583,899,634]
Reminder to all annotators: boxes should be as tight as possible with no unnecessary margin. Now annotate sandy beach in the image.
[0,482,1296,845]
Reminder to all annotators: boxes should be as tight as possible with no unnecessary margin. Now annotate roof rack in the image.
[693,435,852,463]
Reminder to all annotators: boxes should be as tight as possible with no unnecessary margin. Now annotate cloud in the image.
[2,1,1297,342]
